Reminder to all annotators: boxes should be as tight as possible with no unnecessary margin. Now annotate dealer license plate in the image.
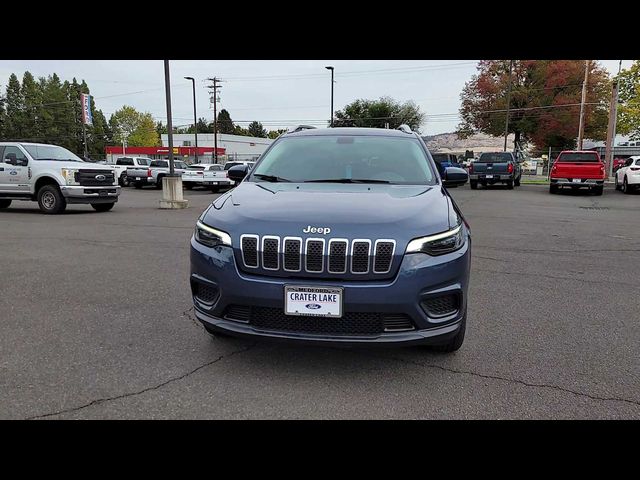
[485,174,493,179]
[135,177,141,181]
[572,178,582,183]
[284,286,343,318]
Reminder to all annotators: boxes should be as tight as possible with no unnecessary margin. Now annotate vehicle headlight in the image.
[61,168,78,185]
[194,220,232,248]
[406,224,465,256]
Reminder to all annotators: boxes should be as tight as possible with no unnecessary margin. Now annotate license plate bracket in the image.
[284,286,343,318]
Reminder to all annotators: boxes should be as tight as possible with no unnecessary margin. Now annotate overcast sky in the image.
[0,60,633,136]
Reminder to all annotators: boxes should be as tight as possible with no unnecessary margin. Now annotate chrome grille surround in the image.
[239,234,396,276]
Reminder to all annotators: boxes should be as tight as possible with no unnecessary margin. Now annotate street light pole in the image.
[164,60,175,176]
[325,66,334,127]
[184,77,198,164]
[503,60,514,152]
[577,60,590,150]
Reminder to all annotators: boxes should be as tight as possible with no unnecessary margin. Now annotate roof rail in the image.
[397,124,413,134]
[286,125,317,133]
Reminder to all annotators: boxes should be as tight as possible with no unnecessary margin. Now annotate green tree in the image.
[4,73,24,139]
[217,109,234,134]
[267,129,286,139]
[616,60,640,140]
[333,96,425,132]
[21,72,43,141]
[233,125,249,136]
[109,106,160,147]
[247,121,267,138]
[458,60,610,150]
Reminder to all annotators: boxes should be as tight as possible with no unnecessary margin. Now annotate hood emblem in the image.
[303,225,331,235]
[95,174,106,181]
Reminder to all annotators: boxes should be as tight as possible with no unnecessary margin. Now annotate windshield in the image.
[189,166,206,170]
[24,144,84,162]
[557,152,599,162]
[249,135,436,184]
[431,153,454,164]
[478,153,513,163]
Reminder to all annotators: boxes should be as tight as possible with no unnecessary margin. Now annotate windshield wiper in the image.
[304,178,391,184]
[253,174,291,183]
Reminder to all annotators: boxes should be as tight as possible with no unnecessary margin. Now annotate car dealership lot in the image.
[1,185,639,419]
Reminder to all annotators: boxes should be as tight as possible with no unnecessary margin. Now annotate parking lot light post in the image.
[184,76,198,164]
[159,60,188,210]
[325,66,334,127]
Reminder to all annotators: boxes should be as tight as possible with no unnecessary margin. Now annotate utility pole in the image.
[206,77,223,163]
[504,60,514,152]
[604,79,620,178]
[325,66,335,127]
[577,60,590,150]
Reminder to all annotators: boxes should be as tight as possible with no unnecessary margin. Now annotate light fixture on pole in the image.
[325,66,334,127]
[184,77,198,164]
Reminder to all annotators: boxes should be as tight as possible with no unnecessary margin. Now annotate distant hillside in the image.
[422,132,516,153]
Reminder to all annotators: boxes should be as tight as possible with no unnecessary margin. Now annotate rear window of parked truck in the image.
[557,153,600,162]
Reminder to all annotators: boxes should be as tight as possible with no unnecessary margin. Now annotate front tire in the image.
[0,199,11,209]
[91,203,115,212]
[155,176,164,189]
[119,173,129,187]
[37,184,67,214]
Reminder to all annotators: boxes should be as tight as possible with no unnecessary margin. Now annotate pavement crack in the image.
[25,342,258,420]
[353,350,640,408]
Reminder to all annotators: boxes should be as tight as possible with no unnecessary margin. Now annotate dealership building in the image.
[162,133,273,163]
[104,133,274,164]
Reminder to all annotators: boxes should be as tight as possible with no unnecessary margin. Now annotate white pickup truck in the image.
[127,159,189,189]
[112,156,153,187]
[182,163,232,192]
[0,142,120,214]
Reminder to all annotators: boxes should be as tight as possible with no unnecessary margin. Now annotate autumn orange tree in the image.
[457,60,610,152]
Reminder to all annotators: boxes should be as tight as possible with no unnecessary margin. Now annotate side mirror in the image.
[443,166,469,188]
[18,158,28,166]
[227,164,248,183]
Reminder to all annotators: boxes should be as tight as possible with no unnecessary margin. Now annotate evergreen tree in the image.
[4,74,24,139]
[21,72,43,141]
[217,109,234,134]
[247,121,267,138]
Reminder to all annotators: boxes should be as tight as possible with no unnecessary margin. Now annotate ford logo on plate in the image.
[95,174,106,181]
[305,304,321,310]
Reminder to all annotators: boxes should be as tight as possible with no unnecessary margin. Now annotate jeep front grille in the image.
[239,235,396,276]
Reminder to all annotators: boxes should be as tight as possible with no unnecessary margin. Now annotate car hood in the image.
[202,181,454,243]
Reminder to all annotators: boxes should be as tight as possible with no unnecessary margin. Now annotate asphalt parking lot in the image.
[1,183,639,419]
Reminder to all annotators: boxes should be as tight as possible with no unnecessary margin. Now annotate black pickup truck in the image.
[469,151,522,189]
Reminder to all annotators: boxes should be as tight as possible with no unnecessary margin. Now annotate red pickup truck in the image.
[549,150,606,195]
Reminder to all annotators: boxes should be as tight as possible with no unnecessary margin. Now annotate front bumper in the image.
[59,185,120,204]
[190,235,471,346]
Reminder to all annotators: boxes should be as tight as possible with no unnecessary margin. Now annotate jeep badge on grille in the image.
[303,226,331,234]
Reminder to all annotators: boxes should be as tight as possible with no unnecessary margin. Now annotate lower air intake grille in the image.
[195,284,219,304]
[223,305,414,336]
[421,294,460,318]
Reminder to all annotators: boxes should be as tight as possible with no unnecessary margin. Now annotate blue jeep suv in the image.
[190,126,471,352]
